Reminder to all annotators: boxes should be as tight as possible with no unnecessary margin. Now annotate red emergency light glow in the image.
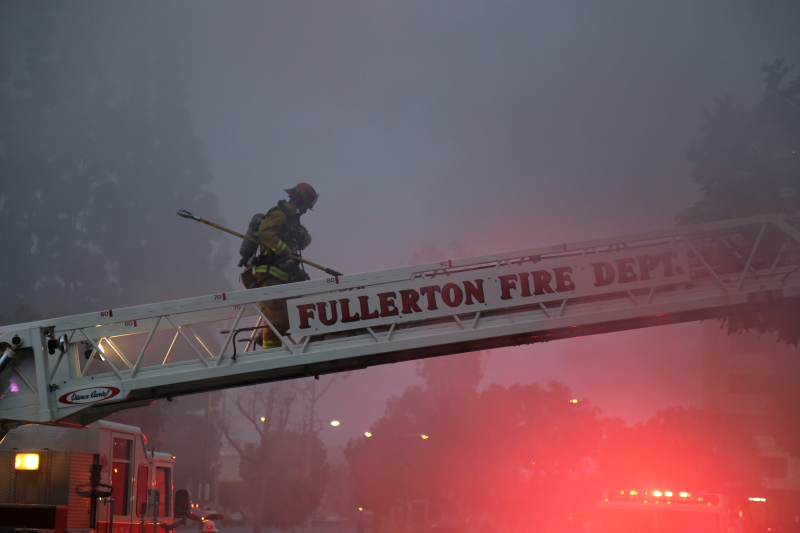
[606,491,719,506]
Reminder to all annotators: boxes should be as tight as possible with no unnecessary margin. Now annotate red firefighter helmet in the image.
[285,183,319,209]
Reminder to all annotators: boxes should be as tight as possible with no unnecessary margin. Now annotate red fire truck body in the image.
[593,490,738,533]
[1,420,178,533]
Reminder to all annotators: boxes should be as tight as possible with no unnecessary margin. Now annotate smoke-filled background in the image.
[2,1,800,529]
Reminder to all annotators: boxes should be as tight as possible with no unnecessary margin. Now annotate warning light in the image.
[606,489,721,506]
[15,453,39,470]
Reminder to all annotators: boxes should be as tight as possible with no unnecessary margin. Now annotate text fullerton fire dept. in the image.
[292,249,686,331]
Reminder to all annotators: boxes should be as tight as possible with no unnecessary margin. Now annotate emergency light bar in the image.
[605,490,720,506]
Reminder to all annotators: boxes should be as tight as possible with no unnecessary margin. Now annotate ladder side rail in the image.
[62,254,798,386]
[51,268,800,426]
[442,213,800,270]
[55,276,718,403]
[8,259,800,426]
[69,260,788,383]
[7,212,800,426]
[3,213,798,341]
[65,224,800,384]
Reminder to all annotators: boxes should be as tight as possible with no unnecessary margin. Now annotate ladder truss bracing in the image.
[3,213,800,429]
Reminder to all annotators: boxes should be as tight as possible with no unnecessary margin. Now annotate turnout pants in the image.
[257,276,290,347]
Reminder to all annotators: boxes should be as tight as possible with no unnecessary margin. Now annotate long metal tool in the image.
[176,208,343,277]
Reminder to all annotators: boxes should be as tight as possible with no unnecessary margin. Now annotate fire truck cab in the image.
[0,420,188,533]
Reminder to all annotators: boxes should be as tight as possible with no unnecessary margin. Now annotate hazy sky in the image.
[3,0,800,445]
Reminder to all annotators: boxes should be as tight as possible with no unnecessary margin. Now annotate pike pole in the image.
[176,209,344,277]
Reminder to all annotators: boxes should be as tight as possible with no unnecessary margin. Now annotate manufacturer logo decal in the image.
[58,385,122,407]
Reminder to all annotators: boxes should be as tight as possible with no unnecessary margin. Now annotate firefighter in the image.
[254,183,317,349]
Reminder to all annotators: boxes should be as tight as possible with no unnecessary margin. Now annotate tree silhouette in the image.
[222,383,329,532]
[0,11,231,502]
[0,17,229,323]
[346,353,605,533]
[676,60,800,461]
[597,407,761,502]
[678,59,800,345]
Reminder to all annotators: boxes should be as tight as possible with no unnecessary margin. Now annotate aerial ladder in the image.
[3,213,800,438]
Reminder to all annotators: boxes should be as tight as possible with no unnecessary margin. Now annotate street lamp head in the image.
[330,420,340,427]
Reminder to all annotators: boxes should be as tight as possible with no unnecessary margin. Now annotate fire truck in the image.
[592,490,740,533]
[0,420,192,533]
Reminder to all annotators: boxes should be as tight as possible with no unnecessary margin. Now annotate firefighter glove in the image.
[277,258,296,270]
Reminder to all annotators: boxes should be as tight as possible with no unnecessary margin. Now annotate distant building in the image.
[218,444,241,481]
[701,322,800,529]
